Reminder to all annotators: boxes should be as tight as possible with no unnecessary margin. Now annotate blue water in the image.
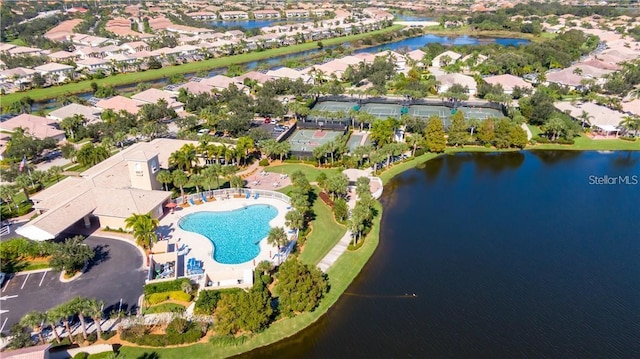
[179,205,278,264]
[209,18,312,30]
[395,14,435,21]
[237,151,640,358]
[354,34,530,54]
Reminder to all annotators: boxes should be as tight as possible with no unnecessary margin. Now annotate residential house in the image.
[96,95,143,115]
[75,58,110,72]
[483,74,533,94]
[70,34,112,47]
[122,41,151,53]
[405,49,426,65]
[132,88,184,112]
[34,63,75,83]
[200,75,248,93]
[7,46,44,56]
[234,71,274,85]
[175,81,215,95]
[546,69,585,89]
[0,114,66,143]
[48,50,79,62]
[285,9,310,18]
[0,67,37,87]
[431,50,463,68]
[1,343,51,359]
[48,103,102,123]
[266,67,309,81]
[555,101,626,136]
[253,10,280,19]
[436,73,477,95]
[219,11,249,20]
[188,11,218,20]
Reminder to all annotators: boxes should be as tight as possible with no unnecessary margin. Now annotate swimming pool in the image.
[178,205,278,264]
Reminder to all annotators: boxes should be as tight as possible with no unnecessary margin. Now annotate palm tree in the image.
[267,226,288,250]
[20,311,46,344]
[172,170,189,198]
[86,299,105,341]
[230,175,244,190]
[188,173,204,193]
[285,209,305,231]
[0,184,18,210]
[45,308,63,344]
[169,144,197,172]
[70,297,90,341]
[620,115,640,136]
[124,212,159,252]
[47,166,64,183]
[56,302,77,343]
[14,174,33,202]
[156,170,173,191]
[578,110,593,129]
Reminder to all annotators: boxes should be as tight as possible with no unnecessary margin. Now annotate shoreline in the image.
[119,145,636,358]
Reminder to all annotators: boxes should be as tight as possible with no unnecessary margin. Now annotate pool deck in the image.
[156,197,291,288]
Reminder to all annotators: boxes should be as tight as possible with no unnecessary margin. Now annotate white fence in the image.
[174,188,291,206]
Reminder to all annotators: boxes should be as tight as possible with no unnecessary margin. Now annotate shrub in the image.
[73,353,89,359]
[144,278,192,295]
[261,274,273,285]
[318,191,333,207]
[121,323,204,347]
[166,317,189,335]
[619,136,637,142]
[259,159,269,166]
[144,303,186,314]
[194,288,242,315]
[146,290,192,305]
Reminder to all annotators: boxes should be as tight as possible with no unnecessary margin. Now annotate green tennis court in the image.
[313,101,357,113]
[360,103,403,118]
[288,129,344,152]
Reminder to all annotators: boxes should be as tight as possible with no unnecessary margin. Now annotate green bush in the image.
[194,288,242,315]
[261,274,273,285]
[619,136,637,142]
[166,317,189,335]
[121,323,204,347]
[259,159,269,166]
[146,290,192,305]
[143,278,192,295]
[73,353,89,359]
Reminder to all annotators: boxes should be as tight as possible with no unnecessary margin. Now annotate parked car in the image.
[264,117,272,124]
[0,272,5,287]
[197,128,210,136]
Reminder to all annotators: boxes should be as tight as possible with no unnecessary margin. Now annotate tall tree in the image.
[156,170,173,191]
[447,110,467,146]
[172,170,189,198]
[86,299,105,341]
[267,226,288,250]
[424,116,446,153]
[20,311,46,344]
[274,257,328,317]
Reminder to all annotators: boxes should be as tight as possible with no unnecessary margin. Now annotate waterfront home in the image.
[47,103,102,123]
[0,114,66,143]
[17,139,192,241]
[219,11,249,20]
[75,46,108,59]
[285,9,310,18]
[175,81,215,96]
[33,63,75,83]
[436,73,477,95]
[96,95,143,115]
[75,58,110,72]
[253,9,280,19]
[555,101,626,136]
[188,11,218,20]
[461,53,488,68]
[166,25,216,36]
[483,74,533,94]
[432,50,463,68]
[405,49,427,65]
[132,88,184,112]
[354,52,377,64]
[545,69,585,89]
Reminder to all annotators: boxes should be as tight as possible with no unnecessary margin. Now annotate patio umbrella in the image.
[165,202,177,208]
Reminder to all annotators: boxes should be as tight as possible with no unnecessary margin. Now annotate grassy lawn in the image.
[142,302,186,315]
[8,38,27,46]
[120,202,382,359]
[528,124,542,137]
[1,257,50,274]
[379,152,441,185]
[1,25,403,108]
[264,163,341,182]
[531,136,640,151]
[299,188,347,266]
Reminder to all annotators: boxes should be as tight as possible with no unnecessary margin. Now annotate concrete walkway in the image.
[521,123,533,140]
[317,230,352,272]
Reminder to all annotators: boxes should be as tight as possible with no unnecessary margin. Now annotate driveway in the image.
[0,236,145,334]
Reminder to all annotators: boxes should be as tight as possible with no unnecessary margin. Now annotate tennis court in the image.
[313,101,357,113]
[287,129,344,153]
[408,105,450,119]
[360,103,403,118]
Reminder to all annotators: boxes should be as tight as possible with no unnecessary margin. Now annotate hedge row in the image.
[121,327,204,347]
[146,291,192,305]
[194,288,243,315]
[143,278,191,295]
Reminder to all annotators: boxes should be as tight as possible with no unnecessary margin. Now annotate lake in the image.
[353,34,530,54]
[208,18,313,30]
[237,151,640,358]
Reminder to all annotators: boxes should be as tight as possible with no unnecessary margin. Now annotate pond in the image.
[236,151,640,358]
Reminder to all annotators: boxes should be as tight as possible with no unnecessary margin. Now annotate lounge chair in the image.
[246,191,251,199]
[188,198,195,206]
[254,192,259,199]
[201,194,208,202]
[177,245,189,256]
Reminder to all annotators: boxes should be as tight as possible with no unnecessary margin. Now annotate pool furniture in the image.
[202,194,208,202]
[177,244,189,256]
[254,192,259,199]
[246,191,251,199]
[188,198,195,206]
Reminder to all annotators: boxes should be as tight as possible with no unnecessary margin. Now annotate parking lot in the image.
[0,236,146,335]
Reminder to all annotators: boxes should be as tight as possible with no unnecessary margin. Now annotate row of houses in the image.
[189,8,332,21]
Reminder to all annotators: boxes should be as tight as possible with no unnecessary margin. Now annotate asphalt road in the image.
[0,236,146,334]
